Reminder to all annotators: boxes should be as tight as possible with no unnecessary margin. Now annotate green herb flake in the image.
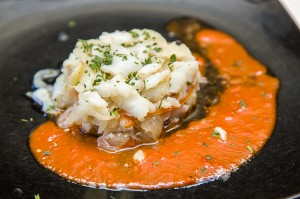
[89,48,113,70]
[143,31,151,40]
[174,150,179,156]
[212,129,220,138]
[158,100,163,108]
[46,105,56,112]
[247,145,254,154]
[110,107,119,117]
[169,54,177,65]
[68,20,77,28]
[261,92,268,97]
[232,60,243,67]
[202,142,208,147]
[129,30,139,38]
[21,118,29,123]
[78,39,93,54]
[154,47,162,52]
[125,71,138,84]
[153,161,160,166]
[258,82,264,87]
[34,194,40,199]
[42,150,51,156]
[239,99,247,109]
[186,81,192,87]
[205,155,213,160]
[121,43,136,48]
[201,167,207,172]
[13,76,18,82]
[144,58,152,65]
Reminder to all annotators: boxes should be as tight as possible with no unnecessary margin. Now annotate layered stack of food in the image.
[29,29,202,151]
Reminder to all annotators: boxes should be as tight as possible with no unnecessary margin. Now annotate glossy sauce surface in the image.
[29,28,279,189]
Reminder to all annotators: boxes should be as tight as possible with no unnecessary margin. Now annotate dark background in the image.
[0,0,299,198]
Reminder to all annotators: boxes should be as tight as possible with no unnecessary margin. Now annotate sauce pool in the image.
[29,28,279,190]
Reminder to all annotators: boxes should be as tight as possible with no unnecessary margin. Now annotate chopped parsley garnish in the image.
[169,54,177,65]
[115,53,128,61]
[83,88,96,93]
[261,92,268,97]
[42,150,51,156]
[247,145,254,154]
[174,150,179,156]
[21,118,29,122]
[46,105,56,112]
[201,167,207,172]
[34,194,40,199]
[110,108,119,117]
[68,20,76,28]
[258,82,264,87]
[89,48,113,70]
[186,81,192,87]
[21,117,34,123]
[158,100,163,108]
[212,129,220,138]
[239,99,247,109]
[13,76,18,82]
[90,56,102,70]
[102,50,113,65]
[93,73,111,86]
[205,155,213,160]
[232,60,243,67]
[144,58,152,65]
[129,30,139,38]
[153,161,160,166]
[78,39,93,54]
[202,142,208,147]
[125,71,138,84]
[154,47,162,52]
[143,31,151,40]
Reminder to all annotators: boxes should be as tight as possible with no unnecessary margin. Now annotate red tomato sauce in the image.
[29,29,279,190]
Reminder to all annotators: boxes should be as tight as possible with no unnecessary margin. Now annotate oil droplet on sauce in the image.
[29,21,279,190]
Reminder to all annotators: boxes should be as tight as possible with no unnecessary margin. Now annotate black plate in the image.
[1,0,300,198]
